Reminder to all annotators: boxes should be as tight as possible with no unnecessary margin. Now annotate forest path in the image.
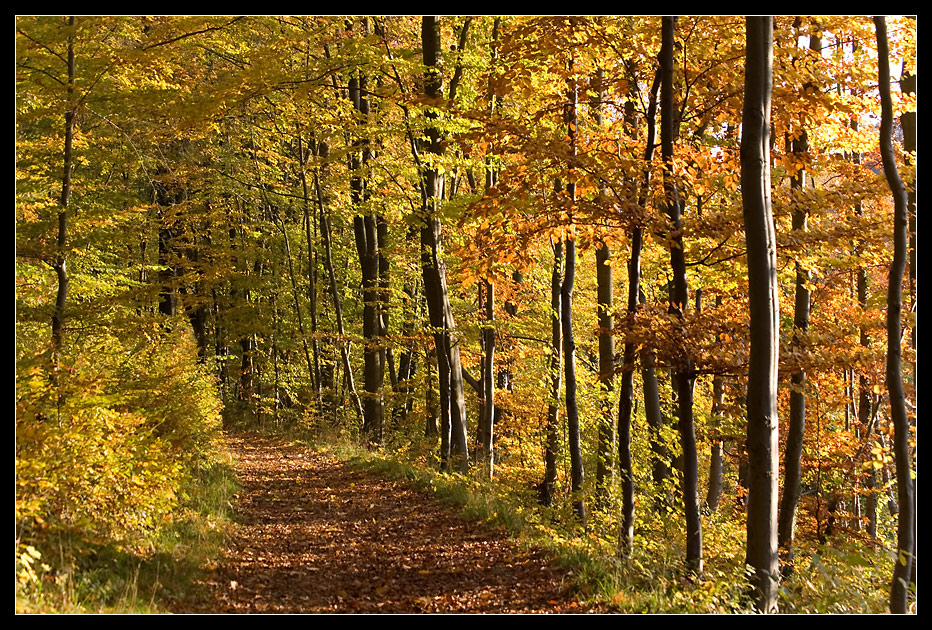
[177,432,592,614]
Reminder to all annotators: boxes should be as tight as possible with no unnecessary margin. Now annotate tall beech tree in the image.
[777,17,819,571]
[660,15,701,574]
[349,59,386,443]
[593,71,615,508]
[421,16,469,473]
[617,63,661,554]
[874,15,915,616]
[562,58,586,528]
[540,235,564,508]
[50,16,76,360]
[741,15,780,614]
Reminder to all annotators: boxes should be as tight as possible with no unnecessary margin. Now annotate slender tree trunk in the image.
[899,33,916,391]
[392,277,419,429]
[479,279,496,477]
[540,238,563,507]
[240,253,264,406]
[479,18,500,479]
[641,294,669,505]
[297,131,323,403]
[277,216,315,391]
[900,59,917,590]
[856,205,879,536]
[562,59,585,528]
[594,241,614,505]
[591,68,614,508]
[349,67,385,444]
[778,18,818,572]
[661,15,700,573]
[618,65,660,554]
[874,16,915,615]
[421,16,468,473]
[421,343,436,438]
[313,141,364,423]
[563,233,585,526]
[707,296,725,512]
[493,270,520,444]
[477,30,499,475]
[51,16,76,360]
[742,16,780,613]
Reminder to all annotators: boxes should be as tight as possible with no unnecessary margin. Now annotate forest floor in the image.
[171,432,599,614]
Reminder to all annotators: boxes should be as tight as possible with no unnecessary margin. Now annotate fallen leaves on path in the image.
[175,433,595,614]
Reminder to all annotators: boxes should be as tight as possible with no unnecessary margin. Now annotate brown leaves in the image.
[178,433,591,614]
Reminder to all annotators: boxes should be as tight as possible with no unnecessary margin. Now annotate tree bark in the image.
[618,65,660,554]
[874,16,915,615]
[479,279,496,478]
[563,233,585,526]
[778,18,818,571]
[540,238,563,507]
[593,68,615,508]
[741,15,780,613]
[707,296,725,512]
[661,15,700,573]
[349,69,385,444]
[595,238,614,506]
[421,16,468,473]
[563,61,585,528]
[278,217,313,385]
[313,141,364,423]
[51,16,76,359]
[297,131,323,404]
[477,30,499,476]
[899,57,917,590]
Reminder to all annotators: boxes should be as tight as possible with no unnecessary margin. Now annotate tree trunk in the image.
[51,16,76,359]
[592,68,615,508]
[562,61,585,528]
[278,216,315,393]
[900,58,917,590]
[640,293,669,506]
[618,65,660,554]
[661,15,700,573]
[563,233,585,526]
[707,304,725,512]
[741,15,780,613]
[478,32,499,475]
[857,214,879,536]
[540,238,563,507]
[479,279,496,478]
[313,141,364,423]
[421,16,468,473]
[349,66,385,444]
[778,18,818,572]
[874,16,915,615]
[392,277,419,429]
[297,131,323,404]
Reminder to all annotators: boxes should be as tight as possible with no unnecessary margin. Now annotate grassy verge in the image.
[15,455,239,614]
[294,429,894,614]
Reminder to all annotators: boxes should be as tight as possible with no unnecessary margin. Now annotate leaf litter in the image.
[173,433,596,614]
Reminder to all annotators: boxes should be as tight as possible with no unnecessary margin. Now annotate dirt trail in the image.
[176,433,593,613]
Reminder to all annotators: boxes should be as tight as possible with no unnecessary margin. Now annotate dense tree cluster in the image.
[16,16,915,613]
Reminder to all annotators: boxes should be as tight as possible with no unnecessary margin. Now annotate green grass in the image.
[15,455,239,614]
[292,427,898,614]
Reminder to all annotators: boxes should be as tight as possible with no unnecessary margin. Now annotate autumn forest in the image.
[15,16,916,614]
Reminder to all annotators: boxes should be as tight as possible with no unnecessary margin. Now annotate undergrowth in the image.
[15,454,239,614]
